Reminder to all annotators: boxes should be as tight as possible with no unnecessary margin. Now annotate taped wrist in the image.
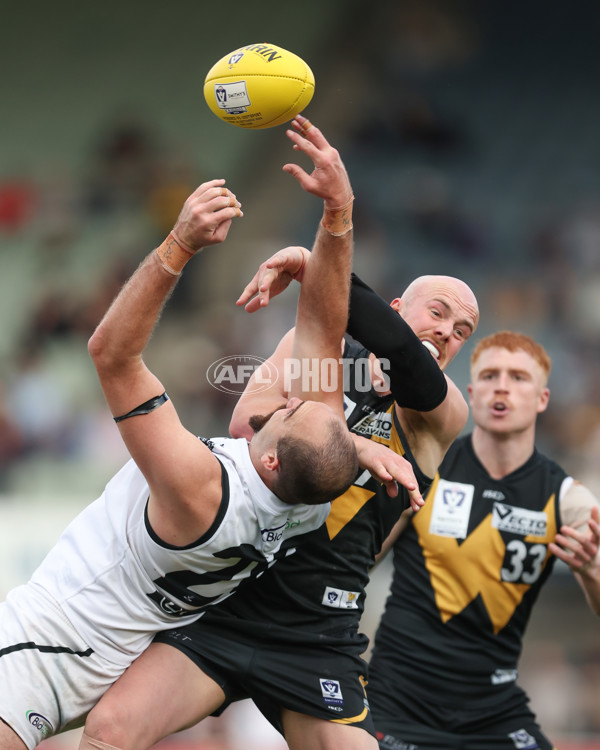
[321,196,354,236]
[155,233,196,275]
[347,274,448,411]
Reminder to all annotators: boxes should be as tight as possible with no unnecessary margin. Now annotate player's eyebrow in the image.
[284,400,306,421]
[433,297,475,334]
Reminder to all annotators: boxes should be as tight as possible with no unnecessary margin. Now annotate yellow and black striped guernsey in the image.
[369,434,567,706]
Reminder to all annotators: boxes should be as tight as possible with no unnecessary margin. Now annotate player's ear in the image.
[261,450,280,473]
[537,387,550,414]
[390,297,403,314]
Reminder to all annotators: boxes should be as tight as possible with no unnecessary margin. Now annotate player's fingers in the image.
[376,461,423,507]
[237,274,260,306]
[381,480,399,499]
[188,178,227,199]
[264,247,305,275]
[554,533,592,564]
[559,526,593,548]
[212,205,243,221]
[243,297,264,314]
[285,126,324,162]
[292,116,329,148]
[264,250,293,270]
[409,489,425,512]
[206,190,242,212]
[282,163,312,186]
[293,114,313,133]
[548,542,571,564]
[257,267,280,295]
[393,467,424,509]
[554,533,579,554]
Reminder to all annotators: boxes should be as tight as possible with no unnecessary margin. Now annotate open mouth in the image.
[422,340,440,360]
[491,401,508,413]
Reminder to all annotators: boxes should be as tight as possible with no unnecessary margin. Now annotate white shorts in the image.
[0,584,126,749]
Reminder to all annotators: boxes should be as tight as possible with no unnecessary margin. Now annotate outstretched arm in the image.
[238,258,464,429]
[282,116,354,414]
[88,179,243,544]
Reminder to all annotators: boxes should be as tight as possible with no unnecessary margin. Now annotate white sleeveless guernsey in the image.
[30,437,328,667]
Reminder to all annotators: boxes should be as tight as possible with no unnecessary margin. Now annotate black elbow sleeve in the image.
[347,274,448,411]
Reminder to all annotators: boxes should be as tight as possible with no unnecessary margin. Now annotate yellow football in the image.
[203,43,315,129]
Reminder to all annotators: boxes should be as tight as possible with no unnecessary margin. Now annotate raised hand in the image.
[172,179,243,253]
[237,246,311,313]
[283,115,353,209]
[354,436,424,512]
[549,504,600,574]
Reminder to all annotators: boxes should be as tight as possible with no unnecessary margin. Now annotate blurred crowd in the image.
[0,115,225,492]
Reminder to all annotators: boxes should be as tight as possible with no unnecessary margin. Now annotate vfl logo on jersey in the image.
[26,711,53,739]
[492,503,547,537]
[322,585,360,609]
[508,728,539,749]
[352,409,392,440]
[320,678,344,710]
[429,479,474,538]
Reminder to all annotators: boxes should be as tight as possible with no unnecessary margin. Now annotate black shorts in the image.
[370,678,554,750]
[154,617,375,737]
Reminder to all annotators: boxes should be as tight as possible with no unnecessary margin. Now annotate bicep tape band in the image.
[114,392,170,423]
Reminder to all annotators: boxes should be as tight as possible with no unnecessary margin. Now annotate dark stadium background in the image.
[1,1,599,747]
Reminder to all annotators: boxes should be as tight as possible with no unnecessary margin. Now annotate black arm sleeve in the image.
[347,274,448,411]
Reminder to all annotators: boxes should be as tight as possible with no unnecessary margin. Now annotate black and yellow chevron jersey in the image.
[198,339,431,643]
[368,434,569,705]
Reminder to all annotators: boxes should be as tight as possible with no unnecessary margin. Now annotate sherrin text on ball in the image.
[203,43,315,129]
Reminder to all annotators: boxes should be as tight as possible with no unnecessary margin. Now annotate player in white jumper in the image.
[0,115,361,750]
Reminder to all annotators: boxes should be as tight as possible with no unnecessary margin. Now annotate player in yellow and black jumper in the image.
[369,331,600,750]
[80,247,479,749]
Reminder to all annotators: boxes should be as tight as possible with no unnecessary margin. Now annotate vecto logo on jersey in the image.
[352,410,392,439]
[492,502,547,537]
[27,711,53,739]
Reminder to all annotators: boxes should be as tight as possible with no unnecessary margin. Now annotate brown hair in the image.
[471,331,551,381]
[272,418,359,506]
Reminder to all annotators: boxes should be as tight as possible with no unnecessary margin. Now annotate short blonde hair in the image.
[471,331,551,381]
